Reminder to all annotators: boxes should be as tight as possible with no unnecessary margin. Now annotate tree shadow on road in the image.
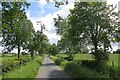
[41,63,56,66]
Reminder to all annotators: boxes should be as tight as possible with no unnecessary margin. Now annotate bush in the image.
[64,62,107,79]
[35,57,44,65]
[73,58,82,64]
[2,61,20,74]
[49,56,58,62]
[81,60,112,75]
[64,55,73,61]
[55,58,64,65]
[2,56,45,78]
[81,60,96,69]
[91,50,109,66]
[60,61,68,68]
[108,67,119,78]
[2,57,31,75]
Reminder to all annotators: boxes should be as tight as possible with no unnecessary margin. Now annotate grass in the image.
[49,55,58,62]
[51,54,119,79]
[1,54,31,63]
[64,62,109,79]
[2,56,44,78]
[54,54,119,68]
[74,54,119,68]
[50,55,110,79]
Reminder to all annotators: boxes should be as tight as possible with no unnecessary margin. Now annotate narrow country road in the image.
[36,55,71,80]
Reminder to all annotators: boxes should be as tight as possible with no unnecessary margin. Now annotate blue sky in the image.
[26,2,60,18]
[0,0,120,53]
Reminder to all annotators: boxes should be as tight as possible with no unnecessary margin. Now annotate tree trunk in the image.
[31,50,34,60]
[18,44,20,59]
[94,42,98,54]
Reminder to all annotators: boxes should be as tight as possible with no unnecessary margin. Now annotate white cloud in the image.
[26,11,30,19]
[26,0,119,45]
[38,0,48,6]
[26,2,74,44]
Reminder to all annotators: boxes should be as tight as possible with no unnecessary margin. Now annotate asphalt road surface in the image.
[36,55,71,80]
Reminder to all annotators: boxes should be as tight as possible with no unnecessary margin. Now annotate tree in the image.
[67,2,119,63]
[2,2,32,58]
[54,2,119,67]
[26,30,49,58]
[35,31,49,56]
[49,44,59,56]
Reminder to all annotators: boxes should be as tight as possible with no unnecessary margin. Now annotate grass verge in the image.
[2,56,44,79]
[50,55,113,79]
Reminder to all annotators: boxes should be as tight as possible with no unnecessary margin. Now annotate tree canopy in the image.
[54,2,119,65]
[1,2,33,58]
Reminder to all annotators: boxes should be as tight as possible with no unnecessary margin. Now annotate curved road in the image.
[36,55,71,80]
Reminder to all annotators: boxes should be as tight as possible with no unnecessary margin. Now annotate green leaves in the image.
[54,2,119,67]
[1,2,33,58]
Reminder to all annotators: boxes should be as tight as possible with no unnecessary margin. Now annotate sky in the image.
[0,0,120,53]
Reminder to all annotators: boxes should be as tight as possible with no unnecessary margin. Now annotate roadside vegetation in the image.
[0,0,120,79]
[50,53,120,79]
[1,53,45,79]
[1,1,49,79]
[50,1,120,79]
[2,55,45,78]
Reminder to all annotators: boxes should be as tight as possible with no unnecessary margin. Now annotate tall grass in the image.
[2,56,44,78]
[74,54,119,68]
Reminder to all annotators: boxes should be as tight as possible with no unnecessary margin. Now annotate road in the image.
[36,55,71,80]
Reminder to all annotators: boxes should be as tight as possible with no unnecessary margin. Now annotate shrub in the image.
[81,60,112,75]
[49,56,57,62]
[91,50,109,66]
[55,58,64,65]
[2,61,20,74]
[60,61,68,68]
[108,67,119,78]
[35,57,43,65]
[2,57,31,75]
[64,55,73,61]
[81,60,96,69]
[73,58,82,64]
[64,62,107,79]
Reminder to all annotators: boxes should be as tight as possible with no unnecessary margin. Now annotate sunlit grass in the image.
[74,54,119,68]
[2,56,44,78]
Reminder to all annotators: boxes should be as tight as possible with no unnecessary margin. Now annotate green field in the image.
[56,54,119,68]
[74,54,119,68]
[50,53,119,79]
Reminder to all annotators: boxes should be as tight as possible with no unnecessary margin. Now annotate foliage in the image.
[51,54,120,79]
[1,2,33,59]
[55,57,64,65]
[2,56,45,78]
[49,44,59,56]
[54,2,119,71]
[64,55,74,61]
[49,55,58,62]
[1,57,31,75]
[91,50,109,66]
[64,62,108,79]
[25,30,49,59]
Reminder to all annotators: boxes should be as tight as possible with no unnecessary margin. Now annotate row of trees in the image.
[1,2,51,59]
[54,2,119,66]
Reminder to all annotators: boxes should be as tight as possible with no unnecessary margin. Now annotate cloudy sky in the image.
[0,0,120,53]
[26,0,75,44]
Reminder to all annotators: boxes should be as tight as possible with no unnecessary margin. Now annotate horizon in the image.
[0,0,120,53]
